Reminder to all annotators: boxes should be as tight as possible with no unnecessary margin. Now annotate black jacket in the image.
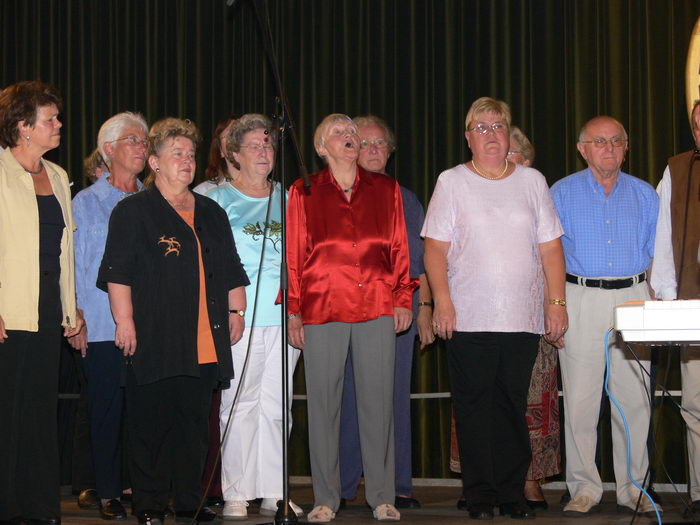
[97,186,249,385]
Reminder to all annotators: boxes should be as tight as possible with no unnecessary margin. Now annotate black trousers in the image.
[447,331,539,507]
[0,271,62,520]
[70,347,96,494]
[125,363,217,514]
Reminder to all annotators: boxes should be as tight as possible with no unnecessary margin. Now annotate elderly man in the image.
[650,99,700,518]
[551,116,659,517]
[338,115,434,510]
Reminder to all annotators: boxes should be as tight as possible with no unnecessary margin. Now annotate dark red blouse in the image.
[286,166,415,325]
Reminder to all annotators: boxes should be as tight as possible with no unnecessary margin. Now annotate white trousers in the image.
[219,325,300,501]
[559,280,652,504]
[682,347,700,501]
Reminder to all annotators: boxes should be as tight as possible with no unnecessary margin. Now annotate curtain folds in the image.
[2,0,699,481]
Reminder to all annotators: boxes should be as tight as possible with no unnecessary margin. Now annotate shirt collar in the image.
[95,172,144,201]
[585,167,623,196]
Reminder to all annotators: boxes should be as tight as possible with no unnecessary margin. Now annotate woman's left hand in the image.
[416,307,435,348]
[394,307,412,333]
[544,303,568,348]
[229,313,245,345]
[64,309,86,339]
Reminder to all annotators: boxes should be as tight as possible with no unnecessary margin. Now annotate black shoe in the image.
[78,488,100,509]
[207,496,225,507]
[0,517,24,525]
[163,506,175,519]
[468,504,494,520]
[559,489,571,505]
[395,496,421,509]
[175,507,218,522]
[100,500,127,521]
[338,498,347,510]
[26,519,61,525]
[685,500,700,519]
[525,498,548,510]
[457,498,468,511]
[136,510,164,525]
[499,501,536,520]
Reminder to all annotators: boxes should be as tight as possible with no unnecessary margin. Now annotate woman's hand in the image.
[68,321,89,357]
[115,318,137,356]
[0,315,6,343]
[229,313,245,345]
[64,308,86,339]
[288,315,305,350]
[544,303,568,348]
[416,306,435,348]
[432,297,456,340]
[394,307,412,334]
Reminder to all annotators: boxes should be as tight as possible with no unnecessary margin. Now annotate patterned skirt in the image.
[450,336,561,480]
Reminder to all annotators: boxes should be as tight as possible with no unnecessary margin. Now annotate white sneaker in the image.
[260,498,305,517]
[223,500,248,520]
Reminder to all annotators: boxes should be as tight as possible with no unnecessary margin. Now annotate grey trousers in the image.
[303,316,396,511]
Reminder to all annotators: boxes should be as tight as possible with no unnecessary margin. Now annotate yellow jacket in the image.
[0,148,77,331]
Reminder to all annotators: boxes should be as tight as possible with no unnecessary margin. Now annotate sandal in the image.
[373,503,401,521]
[308,505,335,523]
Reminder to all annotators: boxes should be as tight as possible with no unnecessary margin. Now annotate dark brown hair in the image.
[0,80,63,148]
[204,115,239,184]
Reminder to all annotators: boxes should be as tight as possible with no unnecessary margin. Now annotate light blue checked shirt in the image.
[73,174,143,342]
[551,169,658,278]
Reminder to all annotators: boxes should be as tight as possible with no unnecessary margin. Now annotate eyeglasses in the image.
[467,123,507,135]
[507,150,521,157]
[112,135,148,147]
[240,143,274,151]
[359,139,389,150]
[579,137,628,148]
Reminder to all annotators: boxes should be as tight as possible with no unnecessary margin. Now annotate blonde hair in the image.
[145,117,202,186]
[313,113,355,159]
[464,97,512,131]
[509,126,535,164]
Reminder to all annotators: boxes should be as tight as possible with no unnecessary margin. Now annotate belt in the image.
[565,272,646,290]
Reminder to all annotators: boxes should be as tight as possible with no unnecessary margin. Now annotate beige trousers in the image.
[682,347,700,501]
[559,280,652,504]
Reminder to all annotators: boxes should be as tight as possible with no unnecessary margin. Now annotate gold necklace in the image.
[470,158,509,180]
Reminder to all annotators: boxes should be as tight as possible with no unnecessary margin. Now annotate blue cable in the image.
[604,328,663,524]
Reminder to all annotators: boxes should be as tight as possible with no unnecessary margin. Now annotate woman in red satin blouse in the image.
[286,113,414,523]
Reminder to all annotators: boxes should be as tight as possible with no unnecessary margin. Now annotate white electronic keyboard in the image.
[615,300,700,344]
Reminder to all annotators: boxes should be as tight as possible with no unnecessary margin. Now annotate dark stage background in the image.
[2,0,699,486]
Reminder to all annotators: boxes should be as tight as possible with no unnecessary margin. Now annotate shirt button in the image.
[358,283,363,287]
[208,273,213,279]
[352,243,357,247]
[608,262,613,267]
[355,263,359,267]
[213,323,220,330]
[607,240,612,244]
[210,298,216,305]
[605,220,611,224]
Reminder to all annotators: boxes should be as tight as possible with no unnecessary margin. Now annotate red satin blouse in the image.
[286,166,415,325]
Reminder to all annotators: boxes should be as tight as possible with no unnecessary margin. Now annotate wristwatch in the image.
[229,309,245,316]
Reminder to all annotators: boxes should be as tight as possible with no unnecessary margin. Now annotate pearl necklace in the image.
[470,159,509,180]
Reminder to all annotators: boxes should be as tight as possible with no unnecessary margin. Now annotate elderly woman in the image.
[423,98,566,520]
[71,111,149,520]
[207,113,302,520]
[98,118,249,525]
[0,80,84,525]
[451,126,562,512]
[193,115,240,195]
[339,115,434,511]
[286,113,414,522]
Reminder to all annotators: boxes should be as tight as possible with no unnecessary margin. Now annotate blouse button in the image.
[213,323,220,330]
[358,283,363,287]
[208,273,213,279]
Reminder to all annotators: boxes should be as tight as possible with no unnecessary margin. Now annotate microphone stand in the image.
[246,0,309,523]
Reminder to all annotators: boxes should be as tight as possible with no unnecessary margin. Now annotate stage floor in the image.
[58,485,684,524]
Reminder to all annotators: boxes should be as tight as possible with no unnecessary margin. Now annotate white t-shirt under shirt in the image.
[421,163,563,334]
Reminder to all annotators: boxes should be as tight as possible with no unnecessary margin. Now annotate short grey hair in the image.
[225,113,277,170]
[97,111,148,167]
[313,113,355,158]
[353,115,396,152]
[509,126,535,164]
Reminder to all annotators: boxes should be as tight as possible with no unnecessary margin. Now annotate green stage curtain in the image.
[2,0,699,482]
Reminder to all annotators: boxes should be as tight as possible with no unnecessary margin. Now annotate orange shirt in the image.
[286,166,416,325]
[177,209,217,364]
